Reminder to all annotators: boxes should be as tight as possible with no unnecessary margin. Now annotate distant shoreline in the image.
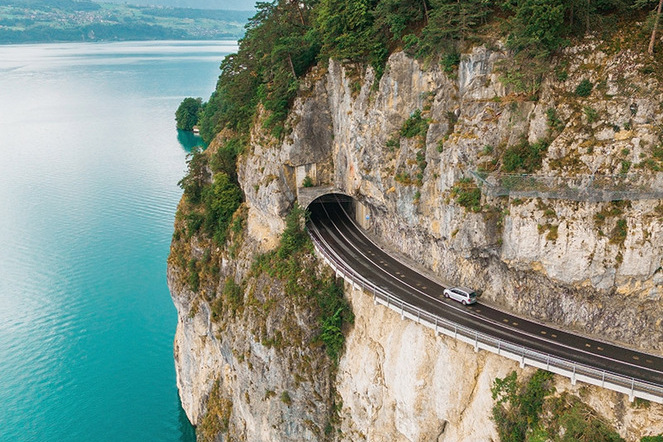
[0,39,240,47]
[0,1,251,45]
[0,35,243,45]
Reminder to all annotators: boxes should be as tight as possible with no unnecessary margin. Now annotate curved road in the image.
[307,200,663,388]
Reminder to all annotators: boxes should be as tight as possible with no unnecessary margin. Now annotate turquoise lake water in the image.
[0,41,236,441]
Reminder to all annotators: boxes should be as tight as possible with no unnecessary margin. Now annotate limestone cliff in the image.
[316,46,663,352]
[169,40,663,440]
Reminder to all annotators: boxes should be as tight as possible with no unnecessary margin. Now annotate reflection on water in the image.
[177,129,206,152]
[0,41,234,442]
[179,403,197,440]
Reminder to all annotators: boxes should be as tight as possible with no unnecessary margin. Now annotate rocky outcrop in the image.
[169,41,663,440]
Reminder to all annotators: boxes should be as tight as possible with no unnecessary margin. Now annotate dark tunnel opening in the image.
[306,193,355,226]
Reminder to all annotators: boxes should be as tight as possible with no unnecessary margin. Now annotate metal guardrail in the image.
[307,223,663,404]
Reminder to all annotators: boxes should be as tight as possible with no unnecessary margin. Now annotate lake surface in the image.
[0,40,236,441]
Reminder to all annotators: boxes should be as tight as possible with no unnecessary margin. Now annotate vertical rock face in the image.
[169,270,217,425]
[169,44,663,440]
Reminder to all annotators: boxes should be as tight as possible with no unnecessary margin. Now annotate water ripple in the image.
[0,41,213,442]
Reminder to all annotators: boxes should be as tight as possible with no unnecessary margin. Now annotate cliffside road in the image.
[307,200,663,389]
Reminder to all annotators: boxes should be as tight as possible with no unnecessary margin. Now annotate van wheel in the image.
[444,292,449,298]
[462,300,467,305]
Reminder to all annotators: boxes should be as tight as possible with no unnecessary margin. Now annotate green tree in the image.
[491,370,554,442]
[497,0,567,94]
[315,0,389,77]
[203,172,243,245]
[502,139,548,173]
[250,0,319,134]
[178,146,210,204]
[505,0,566,56]
[316,0,377,60]
[199,1,319,142]
[372,0,428,43]
[277,203,309,259]
[210,137,242,181]
[397,0,492,60]
[425,0,490,45]
[175,97,203,131]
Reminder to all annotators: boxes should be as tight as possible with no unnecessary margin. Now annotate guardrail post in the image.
[630,379,635,402]
[571,365,576,386]
[546,355,550,371]
[454,325,458,340]
[601,371,605,388]
[401,302,404,320]
[520,347,525,368]
[435,318,438,335]
[373,293,377,305]
[417,310,420,324]
[474,332,479,352]
[497,341,501,355]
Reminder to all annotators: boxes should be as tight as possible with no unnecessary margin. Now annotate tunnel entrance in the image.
[306,193,371,230]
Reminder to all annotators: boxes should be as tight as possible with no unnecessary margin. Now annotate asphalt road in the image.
[307,200,663,388]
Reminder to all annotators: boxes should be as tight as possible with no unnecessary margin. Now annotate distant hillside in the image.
[97,0,255,10]
[0,0,253,43]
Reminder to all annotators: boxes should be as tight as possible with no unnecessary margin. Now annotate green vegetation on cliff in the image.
[252,205,354,363]
[197,0,663,144]
[492,370,556,441]
[198,0,319,142]
[492,370,623,442]
[198,380,233,441]
[170,201,351,439]
[490,371,663,442]
[177,138,243,246]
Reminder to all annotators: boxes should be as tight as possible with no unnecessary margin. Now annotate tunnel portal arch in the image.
[303,190,371,230]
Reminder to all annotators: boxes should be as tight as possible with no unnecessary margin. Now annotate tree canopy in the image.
[175,97,203,131]
[197,0,658,145]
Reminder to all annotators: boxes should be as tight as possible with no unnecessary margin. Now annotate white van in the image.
[443,287,477,305]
